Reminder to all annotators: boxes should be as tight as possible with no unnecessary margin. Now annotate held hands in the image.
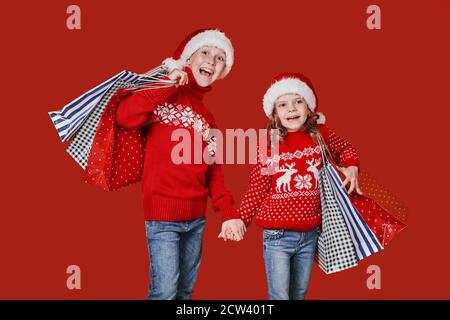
[337,165,363,195]
[218,219,247,242]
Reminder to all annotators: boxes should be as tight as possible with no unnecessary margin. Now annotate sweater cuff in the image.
[243,218,252,228]
[220,205,240,222]
[342,159,360,169]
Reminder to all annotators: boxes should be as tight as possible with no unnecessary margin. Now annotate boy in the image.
[116,29,245,300]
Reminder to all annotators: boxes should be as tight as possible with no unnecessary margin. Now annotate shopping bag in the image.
[350,192,407,247]
[83,88,148,191]
[323,159,384,260]
[66,80,136,169]
[49,70,143,142]
[49,66,173,143]
[316,131,407,265]
[317,132,407,250]
[350,170,407,246]
[317,165,359,274]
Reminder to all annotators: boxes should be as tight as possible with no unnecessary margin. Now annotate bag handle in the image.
[315,132,336,167]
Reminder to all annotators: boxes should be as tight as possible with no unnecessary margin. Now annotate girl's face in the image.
[274,94,309,132]
[187,46,227,87]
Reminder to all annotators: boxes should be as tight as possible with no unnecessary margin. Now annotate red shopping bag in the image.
[84,88,147,191]
[349,171,407,247]
[320,134,407,248]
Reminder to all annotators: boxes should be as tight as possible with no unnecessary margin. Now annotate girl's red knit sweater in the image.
[116,67,239,222]
[237,125,360,231]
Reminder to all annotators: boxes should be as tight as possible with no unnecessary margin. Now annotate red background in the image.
[1,0,449,299]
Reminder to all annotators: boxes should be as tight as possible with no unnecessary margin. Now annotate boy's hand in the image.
[218,219,246,242]
[168,69,188,87]
[338,165,363,195]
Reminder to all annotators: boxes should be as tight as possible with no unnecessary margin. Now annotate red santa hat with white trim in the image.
[162,29,234,78]
[263,72,325,124]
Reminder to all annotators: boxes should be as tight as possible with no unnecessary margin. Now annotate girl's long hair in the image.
[267,107,321,149]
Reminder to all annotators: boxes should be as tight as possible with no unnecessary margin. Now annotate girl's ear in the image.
[186,58,191,66]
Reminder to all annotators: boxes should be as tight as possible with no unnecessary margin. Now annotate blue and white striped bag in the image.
[325,162,383,260]
[49,68,173,142]
[318,134,383,261]
[49,71,141,142]
[66,80,136,169]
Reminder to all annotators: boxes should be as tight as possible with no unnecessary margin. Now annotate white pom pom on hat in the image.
[263,72,325,124]
[162,28,234,78]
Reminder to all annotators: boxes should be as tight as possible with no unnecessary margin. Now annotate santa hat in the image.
[162,29,234,78]
[262,72,325,124]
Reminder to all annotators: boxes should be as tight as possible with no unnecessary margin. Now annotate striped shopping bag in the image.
[324,161,384,260]
[49,71,142,142]
[316,133,383,267]
[49,66,176,191]
[66,80,136,169]
[49,67,173,142]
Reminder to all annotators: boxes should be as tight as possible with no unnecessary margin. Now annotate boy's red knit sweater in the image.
[237,125,360,231]
[116,67,239,222]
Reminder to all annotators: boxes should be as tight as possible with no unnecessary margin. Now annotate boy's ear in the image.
[186,58,191,66]
[218,69,227,79]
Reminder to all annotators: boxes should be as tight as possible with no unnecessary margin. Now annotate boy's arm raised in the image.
[116,86,177,129]
[116,69,187,129]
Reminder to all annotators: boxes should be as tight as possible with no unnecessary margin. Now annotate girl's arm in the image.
[237,151,272,227]
[320,124,362,194]
[320,124,360,168]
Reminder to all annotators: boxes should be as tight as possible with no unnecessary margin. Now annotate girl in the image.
[220,72,362,300]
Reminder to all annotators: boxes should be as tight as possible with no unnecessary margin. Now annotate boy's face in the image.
[187,46,227,87]
[274,94,309,132]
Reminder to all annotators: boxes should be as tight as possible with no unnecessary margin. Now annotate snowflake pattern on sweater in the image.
[237,125,360,232]
[154,102,216,155]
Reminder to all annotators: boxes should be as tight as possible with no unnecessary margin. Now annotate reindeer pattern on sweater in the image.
[237,125,360,232]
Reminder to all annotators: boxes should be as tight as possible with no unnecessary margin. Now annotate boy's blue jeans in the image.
[263,227,320,300]
[145,217,206,300]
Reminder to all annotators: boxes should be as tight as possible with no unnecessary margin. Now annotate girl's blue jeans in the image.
[145,217,206,300]
[263,227,320,300]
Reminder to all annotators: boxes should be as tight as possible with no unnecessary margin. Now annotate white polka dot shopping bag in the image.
[49,67,175,190]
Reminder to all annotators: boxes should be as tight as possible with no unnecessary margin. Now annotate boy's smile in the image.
[199,66,214,78]
[187,46,226,87]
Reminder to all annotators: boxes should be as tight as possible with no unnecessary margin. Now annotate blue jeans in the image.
[145,217,206,300]
[263,227,320,300]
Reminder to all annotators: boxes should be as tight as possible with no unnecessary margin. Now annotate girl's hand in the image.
[218,219,246,242]
[337,165,363,195]
[218,228,239,241]
[168,69,188,87]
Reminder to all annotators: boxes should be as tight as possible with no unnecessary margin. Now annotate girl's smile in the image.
[275,94,309,132]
